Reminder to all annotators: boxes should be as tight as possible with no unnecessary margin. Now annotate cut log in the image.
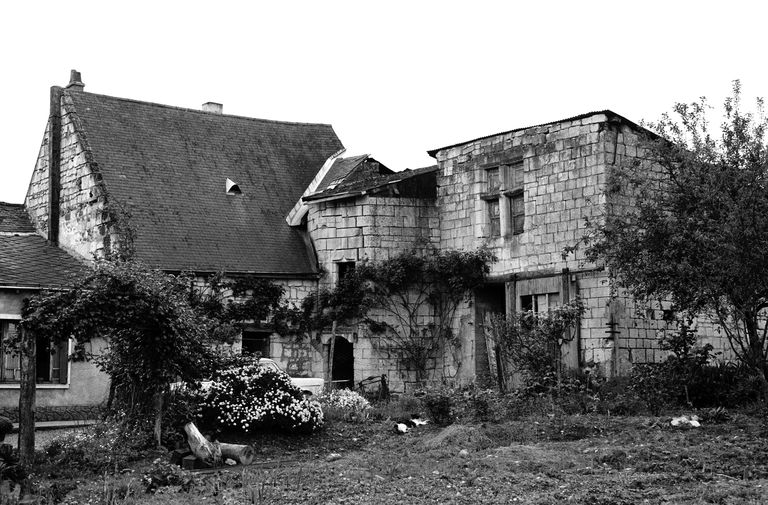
[219,442,255,465]
[183,422,221,467]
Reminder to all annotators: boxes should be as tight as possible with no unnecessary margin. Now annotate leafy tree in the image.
[21,260,221,452]
[584,81,768,398]
[314,248,495,384]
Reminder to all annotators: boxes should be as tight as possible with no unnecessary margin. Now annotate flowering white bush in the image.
[202,360,323,433]
[316,389,371,421]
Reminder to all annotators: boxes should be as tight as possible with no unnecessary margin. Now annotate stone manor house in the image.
[0,71,726,407]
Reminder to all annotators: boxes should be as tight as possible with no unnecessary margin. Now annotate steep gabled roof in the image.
[0,202,87,288]
[66,90,344,275]
[427,109,651,157]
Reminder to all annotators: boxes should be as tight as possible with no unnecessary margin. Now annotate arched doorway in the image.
[331,336,354,389]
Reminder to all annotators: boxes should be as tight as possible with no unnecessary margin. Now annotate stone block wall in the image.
[432,113,729,375]
[25,91,122,262]
[433,113,610,275]
[307,195,438,289]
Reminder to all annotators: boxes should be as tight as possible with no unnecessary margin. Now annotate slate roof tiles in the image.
[0,203,87,288]
[66,90,344,275]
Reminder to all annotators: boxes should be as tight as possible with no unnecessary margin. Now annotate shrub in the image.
[629,323,764,411]
[421,386,455,425]
[370,393,424,421]
[42,419,152,472]
[591,377,645,416]
[316,389,371,422]
[421,384,513,424]
[143,458,193,493]
[201,357,323,434]
[162,386,206,446]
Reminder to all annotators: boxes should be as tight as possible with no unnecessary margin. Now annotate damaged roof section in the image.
[0,202,87,288]
[304,160,438,203]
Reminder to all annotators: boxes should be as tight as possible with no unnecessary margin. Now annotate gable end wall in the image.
[25,92,123,262]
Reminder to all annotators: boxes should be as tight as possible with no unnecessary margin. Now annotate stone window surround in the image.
[480,161,525,238]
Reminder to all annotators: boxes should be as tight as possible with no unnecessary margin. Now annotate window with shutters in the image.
[0,320,69,384]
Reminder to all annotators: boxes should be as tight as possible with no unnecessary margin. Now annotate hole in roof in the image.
[326,178,344,190]
[226,178,242,195]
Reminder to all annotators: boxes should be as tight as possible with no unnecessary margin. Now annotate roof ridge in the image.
[427,109,648,156]
[63,89,336,129]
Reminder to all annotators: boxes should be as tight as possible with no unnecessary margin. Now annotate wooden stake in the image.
[328,321,337,390]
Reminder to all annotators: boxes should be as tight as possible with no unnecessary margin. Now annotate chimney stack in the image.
[66,69,85,91]
[202,102,223,114]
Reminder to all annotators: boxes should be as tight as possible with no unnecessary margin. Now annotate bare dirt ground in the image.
[57,411,768,504]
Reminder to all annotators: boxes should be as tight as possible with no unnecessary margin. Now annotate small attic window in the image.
[226,178,242,195]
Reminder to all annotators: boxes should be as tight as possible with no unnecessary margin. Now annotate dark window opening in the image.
[337,261,356,284]
[520,292,560,313]
[242,331,270,358]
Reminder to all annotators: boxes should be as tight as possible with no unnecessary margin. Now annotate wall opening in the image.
[474,283,506,387]
[331,336,354,389]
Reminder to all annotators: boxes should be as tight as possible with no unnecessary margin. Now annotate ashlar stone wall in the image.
[306,194,440,390]
[433,113,727,376]
[307,195,439,290]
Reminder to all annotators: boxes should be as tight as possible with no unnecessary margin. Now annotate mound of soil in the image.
[422,425,492,450]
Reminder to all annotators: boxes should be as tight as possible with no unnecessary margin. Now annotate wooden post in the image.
[153,392,163,448]
[327,321,337,390]
[494,345,505,392]
[18,327,36,467]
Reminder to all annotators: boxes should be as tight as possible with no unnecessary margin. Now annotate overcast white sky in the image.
[1,0,766,203]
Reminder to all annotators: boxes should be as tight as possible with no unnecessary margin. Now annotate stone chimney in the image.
[202,102,223,114]
[66,69,85,91]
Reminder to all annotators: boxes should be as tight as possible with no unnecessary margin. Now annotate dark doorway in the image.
[474,283,506,387]
[331,337,354,389]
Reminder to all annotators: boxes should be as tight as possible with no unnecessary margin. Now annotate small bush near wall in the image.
[316,389,371,422]
[370,393,425,421]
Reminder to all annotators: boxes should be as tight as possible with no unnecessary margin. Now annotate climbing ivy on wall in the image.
[305,247,496,384]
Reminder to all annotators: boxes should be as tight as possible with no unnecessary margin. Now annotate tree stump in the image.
[183,422,221,467]
[182,422,255,467]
